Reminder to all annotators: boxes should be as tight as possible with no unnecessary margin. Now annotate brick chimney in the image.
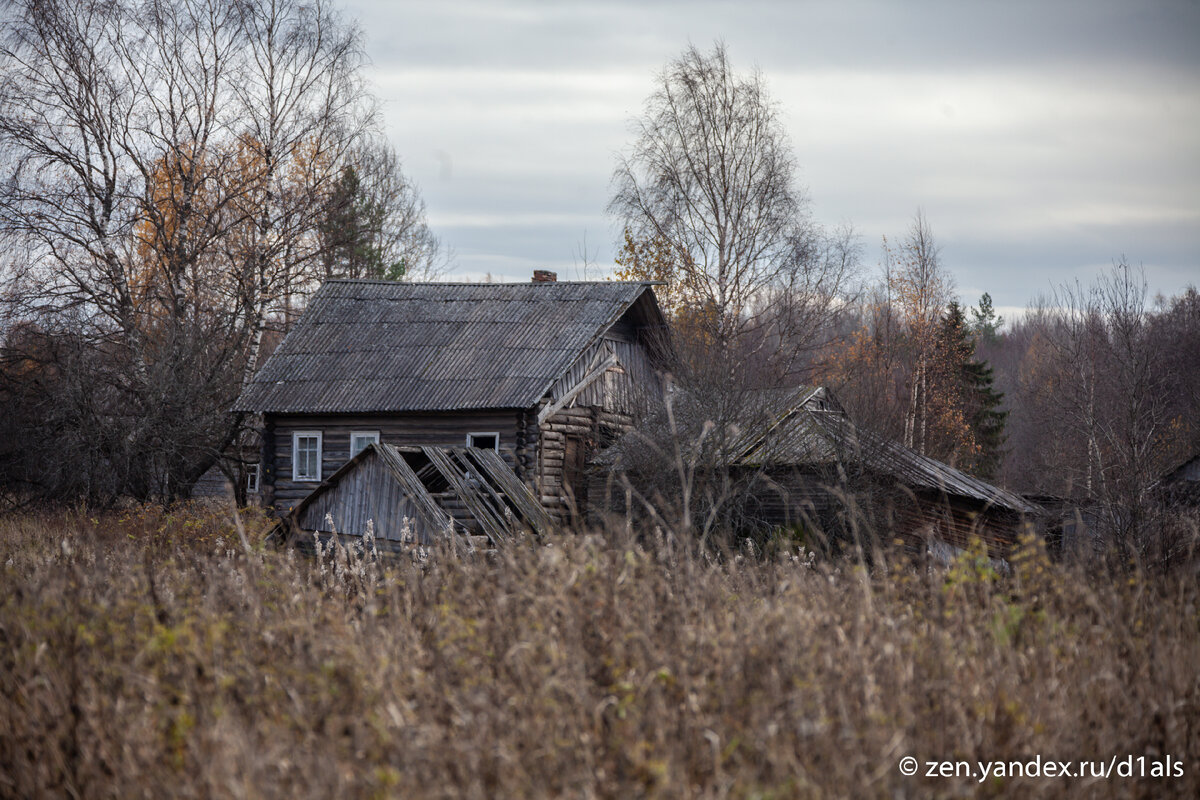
[532,270,557,283]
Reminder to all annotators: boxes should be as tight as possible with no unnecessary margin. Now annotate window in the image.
[466,432,499,451]
[350,430,380,457]
[246,464,261,494]
[292,431,322,481]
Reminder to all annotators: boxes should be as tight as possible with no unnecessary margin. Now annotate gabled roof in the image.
[234,279,664,413]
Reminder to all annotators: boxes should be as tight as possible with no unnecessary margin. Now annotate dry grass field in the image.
[1,506,1198,798]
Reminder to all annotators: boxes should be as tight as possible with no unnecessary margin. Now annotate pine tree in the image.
[319,165,396,280]
[970,292,1003,343]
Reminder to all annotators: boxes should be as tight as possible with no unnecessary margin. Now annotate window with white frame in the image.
[246,464,261,494]
[466,432,499,451]
[292,431,322,481]
[350,430,380,457]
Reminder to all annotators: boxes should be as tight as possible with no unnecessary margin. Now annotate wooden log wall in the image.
[892,491,1023,559]
[538,406,638,528]
[537,405,594,526]
[266,410,520,514]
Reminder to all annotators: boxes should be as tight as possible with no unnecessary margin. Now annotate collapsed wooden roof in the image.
[235,279,666,413]
[737,387,1036,514]
[604,385,1037,515]
[289,443,553,546]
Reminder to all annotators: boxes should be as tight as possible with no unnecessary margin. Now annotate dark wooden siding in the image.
[267,410,521,513]
[756,469,1023,556]
[540,337,659,418]
[587,463,1024,556]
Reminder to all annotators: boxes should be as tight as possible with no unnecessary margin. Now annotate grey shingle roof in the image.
[234,279,661,413]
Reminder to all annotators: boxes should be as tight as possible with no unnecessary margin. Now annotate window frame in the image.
[292,431,323,482]
[466,431,500,451]
[350,430,380,458]
[246,464,261,494]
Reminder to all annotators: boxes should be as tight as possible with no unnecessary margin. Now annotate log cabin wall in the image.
[537,407,636,527]
[586,462,1025,556]
[893,491,1024,559]
[265,410,520,514]
[747,467,846,532]
[758,471,1023,556]
[537,406,595,526]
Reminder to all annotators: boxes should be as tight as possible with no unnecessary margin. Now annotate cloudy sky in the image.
[345,0,1199,315]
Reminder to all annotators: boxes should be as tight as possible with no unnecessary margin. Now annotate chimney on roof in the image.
[532,270,557,283]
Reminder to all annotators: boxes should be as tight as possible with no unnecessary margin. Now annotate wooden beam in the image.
[373,445,458,540]
[422,446,511,546]
[465,447,555,536]
[538,353,619,425]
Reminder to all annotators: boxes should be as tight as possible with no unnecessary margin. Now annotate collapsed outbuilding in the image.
[285,442,553,549]
[592,386,1039,557]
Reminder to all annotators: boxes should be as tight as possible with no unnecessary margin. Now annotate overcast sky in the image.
[345,0,1199,316]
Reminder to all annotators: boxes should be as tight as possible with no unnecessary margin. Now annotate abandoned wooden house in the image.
[232,275,668,538]
[591,386,1039,557]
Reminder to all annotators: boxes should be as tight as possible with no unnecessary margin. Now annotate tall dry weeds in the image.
[1,506,1197,798]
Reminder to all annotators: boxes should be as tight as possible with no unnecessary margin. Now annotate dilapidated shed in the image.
[751,388,1037,555]
[593,386,1039,556]
[286,442,553,549]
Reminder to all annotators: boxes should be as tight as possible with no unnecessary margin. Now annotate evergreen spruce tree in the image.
[936,302,1007,478]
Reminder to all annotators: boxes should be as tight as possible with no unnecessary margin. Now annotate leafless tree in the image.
[1010,261,1178,560]
[888,211,956,453]
[0,0,436,504]
[826,211,956,452]
[350,140,448,281]
[610,41,855,359]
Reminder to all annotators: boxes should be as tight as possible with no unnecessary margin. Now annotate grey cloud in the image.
[349,0,1200,304]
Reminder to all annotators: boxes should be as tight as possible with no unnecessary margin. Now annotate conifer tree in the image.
[935,302,1007,478]
[970,292,1004,343]
[320,165,389,279]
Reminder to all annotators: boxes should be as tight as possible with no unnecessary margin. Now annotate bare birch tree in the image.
[1026,262,1174,557]
[610,42,852,357]
[888,211,955,454]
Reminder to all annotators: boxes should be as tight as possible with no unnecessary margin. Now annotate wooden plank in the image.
[447,448,526,532]
[538,353,620,424]
[463,447,555,536]
[372,445,457,543]
[421,446,511,546]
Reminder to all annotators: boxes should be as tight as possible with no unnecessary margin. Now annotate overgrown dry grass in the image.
[1,505,1198,798]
